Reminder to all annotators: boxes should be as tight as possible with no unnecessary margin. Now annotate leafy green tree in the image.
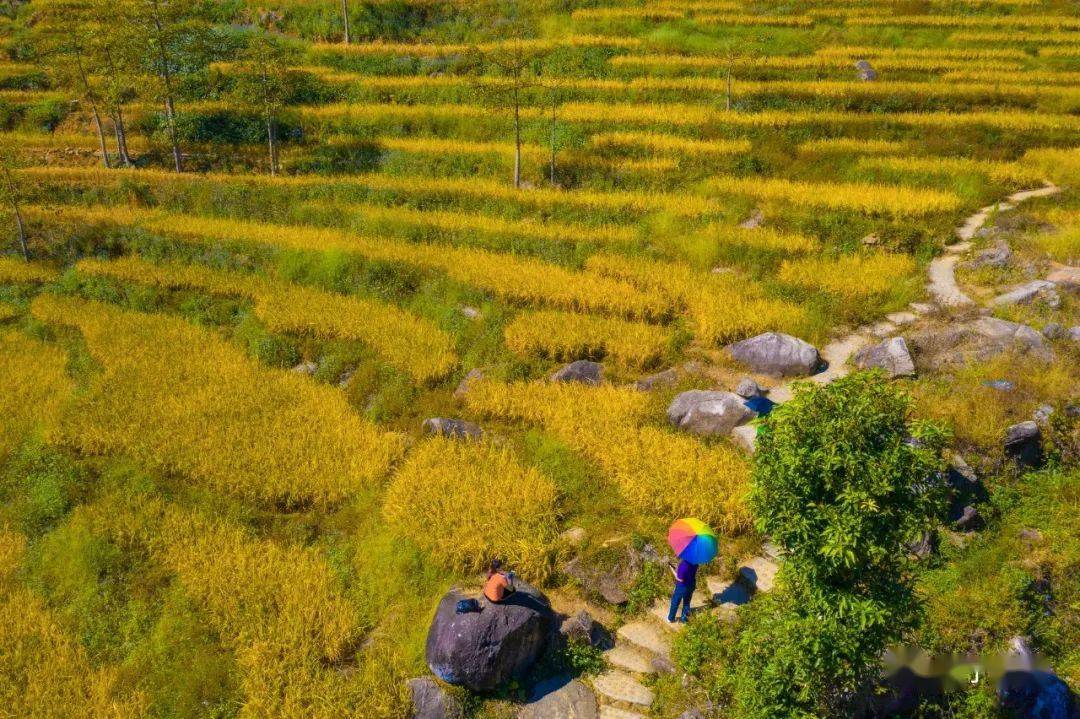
[0,152,29,260]
[735,372,948,718]
[230,31,298,176]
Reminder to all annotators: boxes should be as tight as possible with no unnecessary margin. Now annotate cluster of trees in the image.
[27,0,300,175]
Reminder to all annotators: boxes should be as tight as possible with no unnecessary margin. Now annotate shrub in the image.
[382,437,559,581]
[738,372,948,718]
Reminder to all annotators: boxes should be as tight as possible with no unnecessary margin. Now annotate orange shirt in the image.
[483,572,510,602]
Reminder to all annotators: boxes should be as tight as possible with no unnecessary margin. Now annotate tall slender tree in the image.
[31,0,111,167]
[231,32,297,176]
[341,0,350,43]
[0,155,29,261]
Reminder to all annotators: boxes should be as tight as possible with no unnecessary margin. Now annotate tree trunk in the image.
[150,0,182,172]
[163,95,181,173]
[266,113,278,176]
[113,107,133,167]
[342,0,351,44]
[512,80,521,189]
[549,92,556,186]
[12,199,27,261]
[89,103,111,168]
[726,62,732,111]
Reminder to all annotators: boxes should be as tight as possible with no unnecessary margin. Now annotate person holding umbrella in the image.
[666,518,718,624]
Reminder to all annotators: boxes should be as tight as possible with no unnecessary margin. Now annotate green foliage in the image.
[0,441,87,537]
[738,372,949,718]
[622,559,665,617]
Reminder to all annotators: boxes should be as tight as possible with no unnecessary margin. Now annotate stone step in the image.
[647,585,711,629]
[599,706,649,719]
[731,424,758,454]
[616,620,671,658]
[886,311,918,326]
[593,670,654,708]
[739,555,779,594]
[707,576,752,610]
[604,644,656,674]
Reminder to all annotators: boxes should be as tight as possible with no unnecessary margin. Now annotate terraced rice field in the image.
[1,0,1078,716]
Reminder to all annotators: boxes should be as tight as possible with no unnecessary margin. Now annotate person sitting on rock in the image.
[483,559,515,603]
[667,558,698,623]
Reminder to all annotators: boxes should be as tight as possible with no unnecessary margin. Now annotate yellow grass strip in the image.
[798,138,909,155]
[31,294,406,508]
[36,205,673,320]
[778,253,918,300]
[571,7,687,20]
[1040,46,1080,58]
[590,131,750,156]
[609,53,1023,72]
[949,30,1080,44]
[942,70,1080,86]
[503,309,673,368]
[706,175,963,216]
[0,329,74,461]
[1022,146,1080,186]
[310,34,642,56]
[695,13,813,26]
[0,257,57,284]
[815,45,1030,60]
[847,14,1080,29]
[857,155,1047,185]
[324,200,639,247]
[75,256,458,382]
[383,437,558,579]
[464,378,751,530]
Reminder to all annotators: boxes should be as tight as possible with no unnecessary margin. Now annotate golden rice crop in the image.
[0,257,57,284]
[571,7,686,20]
[463,379,751,530]
[382,437,559,579]
[701,225,820,254]
[949,30,1080,44]
[40,205,673,320]
[847,14,1080,29]
[31,294,405,508]
[0,130,150,152]
[310,34,641,56]
[706,175,963,216]
[0,329,73,461]
[1021,146,1080,186]
[75,256,457,382]
[585,254,809,346]
[503,309,673,368]
[378,135,547,159]
[797,138,909,155]
[324,200,638,247]
[20,165,721,217]
[814,44,1030,60]
[609,53,1023,72]
[590,131,750,156]
[778,253,918,300]
[0,577,148,717]
[942,70,1080,86]
[0,302,16,322]
[857,155,1047,185]
[695,13,813,26]
[1040,46,1080,58]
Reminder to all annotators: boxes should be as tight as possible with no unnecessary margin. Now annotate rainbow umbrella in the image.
[667,517,718,565]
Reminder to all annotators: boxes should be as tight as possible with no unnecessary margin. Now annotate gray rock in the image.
[726,332,821,377]
[1070,327,1080,343]
[551,360,603,386]
[855,59,877,81]
[1005,421,1042,468]
[1043,323,1065,339]
[1045,266,1080,289]
[460,306,481,320]
[967,242,1012,269]
[422,417,483,440]
[667,390,756,436]
[909,318,1052,369]
[653,655,677,675]
[735,377,763,398]
[999,670,1077,719]
[408,677,464,719]
[1034,404,1055,423]
[955,505,983,531]
[907,531,935,559]
[559,527,587,546]
[738,208,765,229]
[635,368,678,391]
[558,610,610,650]
[852,337,916,378]
[291,360,318,375]
[992,280,1060,309]
[1020,528,1044,542]
[562,557,629,606]
[454,369,485,400]
[518,677,597,719]
[426,585,553,691]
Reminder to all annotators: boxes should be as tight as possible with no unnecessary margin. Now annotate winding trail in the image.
[733,182,1062,453]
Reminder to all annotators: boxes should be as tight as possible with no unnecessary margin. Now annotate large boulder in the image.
[425,584,554,691]
[992,280,1060,309]
[855,59,877,81]
[551,360,603,386]
[908,318,1052,370]
[1005,421,1043,468]
[666,390,756,436]
[852,337,916,378]
[726,332,821,377]
[518,676,598,719]
[1000,671,1077,719]
[407,677,464,719]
